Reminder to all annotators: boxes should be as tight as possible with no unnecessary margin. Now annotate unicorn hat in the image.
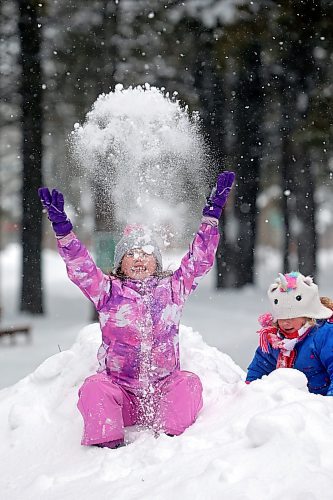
[267,271,332,321]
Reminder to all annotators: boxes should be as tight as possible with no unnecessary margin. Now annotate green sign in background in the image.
[93,231,117,272]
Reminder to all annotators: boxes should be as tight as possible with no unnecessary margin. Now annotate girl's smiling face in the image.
[121,248,157,280]
[277,317,307,335]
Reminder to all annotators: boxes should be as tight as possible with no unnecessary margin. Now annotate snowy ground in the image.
[1,243,333,499]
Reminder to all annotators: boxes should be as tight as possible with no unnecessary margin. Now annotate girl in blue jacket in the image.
[246,272,333,395]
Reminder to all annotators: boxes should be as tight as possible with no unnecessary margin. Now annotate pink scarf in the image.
[257,313,311,369]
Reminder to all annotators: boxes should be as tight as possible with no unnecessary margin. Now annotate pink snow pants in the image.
[77,370,203,446]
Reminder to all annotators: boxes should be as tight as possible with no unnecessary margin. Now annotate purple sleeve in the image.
[57,232,111,310]
[171,219,220,303]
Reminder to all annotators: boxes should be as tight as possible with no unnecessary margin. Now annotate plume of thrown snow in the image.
[71,84,209,241]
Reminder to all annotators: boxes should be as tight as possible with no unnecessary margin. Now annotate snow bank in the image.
[1,325,333,500]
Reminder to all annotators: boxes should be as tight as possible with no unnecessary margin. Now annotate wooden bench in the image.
[0,325,31,344]
[0,306,31,345]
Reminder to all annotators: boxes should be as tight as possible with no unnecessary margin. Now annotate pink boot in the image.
[95,439,125,449]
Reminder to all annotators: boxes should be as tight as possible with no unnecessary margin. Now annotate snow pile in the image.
[2,324,333,500]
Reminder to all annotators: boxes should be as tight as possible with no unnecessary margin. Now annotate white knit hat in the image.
[114,224,162,273]
[267,271,332,321]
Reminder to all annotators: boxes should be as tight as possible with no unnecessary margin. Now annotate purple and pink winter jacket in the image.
[57,221,219,395]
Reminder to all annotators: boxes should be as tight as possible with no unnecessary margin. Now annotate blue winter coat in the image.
[246,320,333,395]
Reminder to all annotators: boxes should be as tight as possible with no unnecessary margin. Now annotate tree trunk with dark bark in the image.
[294,151,317,277]
[229,42,263,287]
[192,25,228,287]
[90,1,120,320]
[18,0,43,313]
[277,2,319,278]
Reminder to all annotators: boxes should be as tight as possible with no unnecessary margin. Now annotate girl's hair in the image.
[320,296,333,311]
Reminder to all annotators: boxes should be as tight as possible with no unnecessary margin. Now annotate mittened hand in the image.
[215,171,235,206]
[38,187,73,237]
[202,171,235,219]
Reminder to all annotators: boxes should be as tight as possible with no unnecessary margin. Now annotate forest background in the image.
[1,0,333,315]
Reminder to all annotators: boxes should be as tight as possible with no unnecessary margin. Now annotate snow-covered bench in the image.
[0,325,31,344]
[0,305,31,344]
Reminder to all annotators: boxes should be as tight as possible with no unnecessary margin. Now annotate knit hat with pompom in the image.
[113,224,162,273]
[267,271,332,321]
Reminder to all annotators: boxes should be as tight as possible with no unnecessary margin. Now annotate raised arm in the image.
[172,171,235,301]
[38,188,111,310]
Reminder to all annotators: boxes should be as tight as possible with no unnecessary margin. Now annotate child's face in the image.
[121,248,157,280]
[277,317,307,334]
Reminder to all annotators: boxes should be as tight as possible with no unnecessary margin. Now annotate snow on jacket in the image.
[57,222,219,394]
[246,320,333,395]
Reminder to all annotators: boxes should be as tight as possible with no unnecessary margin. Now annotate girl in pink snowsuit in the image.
[38,171,235,448]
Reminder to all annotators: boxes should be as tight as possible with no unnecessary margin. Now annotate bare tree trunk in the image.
[90,1,120,320]
[93,0,120,237]
[18,0,43,313]
[229,42,263,287]
[280,87,316,277]
[191,24,228,287]
[280,84,294,273]
[216,210,236,288]
[277,2,319,278]
[294,152,317,277]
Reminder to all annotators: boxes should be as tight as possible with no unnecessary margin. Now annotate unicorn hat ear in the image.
[268,283,279,293]
[278,273,288,291]
[303,275,314,286]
